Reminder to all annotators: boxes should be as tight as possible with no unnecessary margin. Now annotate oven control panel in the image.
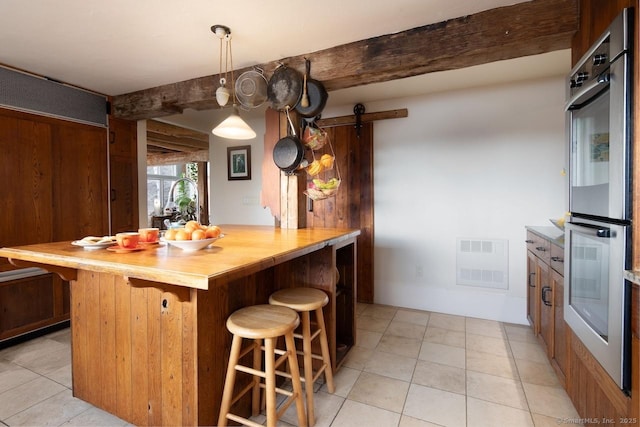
[568,38,610,94]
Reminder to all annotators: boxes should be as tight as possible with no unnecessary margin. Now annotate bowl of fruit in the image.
[163,221,223,252]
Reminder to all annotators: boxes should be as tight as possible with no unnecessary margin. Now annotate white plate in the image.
[72,240,116,250]
[164,235,224,252]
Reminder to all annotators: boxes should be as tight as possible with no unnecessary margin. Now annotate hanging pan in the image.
[267,64,303,111]
[296,59,328,118]
[273,108,306,173]
[235,68,268,109]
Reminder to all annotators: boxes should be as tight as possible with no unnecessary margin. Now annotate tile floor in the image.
[0,303,582,427]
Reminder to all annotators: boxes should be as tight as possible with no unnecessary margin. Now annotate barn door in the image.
[306,122,374,303]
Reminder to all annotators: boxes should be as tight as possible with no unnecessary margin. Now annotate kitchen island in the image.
[0,225,360,426]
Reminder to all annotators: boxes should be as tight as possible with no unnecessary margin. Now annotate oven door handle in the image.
[565,72,610,111]
[570,222,615,238]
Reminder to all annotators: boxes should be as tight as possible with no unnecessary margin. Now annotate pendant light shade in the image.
[211,25,256,140]
[212,106,256,140]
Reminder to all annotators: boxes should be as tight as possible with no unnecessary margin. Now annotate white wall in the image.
[208,115,275,226]
[140,76,567,325]
[324,76,567,324]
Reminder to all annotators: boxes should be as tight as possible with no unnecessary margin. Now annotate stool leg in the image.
[218,334,242,427]
[285,330,308,427]
[316,307,335,393]
[252,338,262,417]
[264,337,277,427]
[301,311,316,426]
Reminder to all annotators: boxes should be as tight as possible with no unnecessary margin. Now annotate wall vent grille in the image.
[0,66,107,127]
[456,238,508,290]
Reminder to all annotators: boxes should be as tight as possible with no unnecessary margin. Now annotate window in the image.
[147,163,198,216]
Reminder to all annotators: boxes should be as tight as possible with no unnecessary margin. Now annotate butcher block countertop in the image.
[0,225,361,290]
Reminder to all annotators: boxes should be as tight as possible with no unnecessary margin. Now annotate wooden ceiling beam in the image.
[147,120,209,142]
[146,132,209,150]
[147,150,210,166]
[112,0,578,121]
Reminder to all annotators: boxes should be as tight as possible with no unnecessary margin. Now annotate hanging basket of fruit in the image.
[304,130,341,201]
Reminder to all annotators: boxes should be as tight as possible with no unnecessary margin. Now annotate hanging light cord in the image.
[218,36,225,85]
[227,34,236,105]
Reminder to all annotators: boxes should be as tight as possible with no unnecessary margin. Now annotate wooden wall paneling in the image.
[130,286,150,426]
[569,329,631,424]
[306,123,374,303]
[632,284,639,420]
[85,272,103,406]
[71,273,87,400]
[99,273,117,414]
[182,290,196,425]
[160,290,184,426]
[196,278,229,426]
[261,108,281,222]
[115,276,133,421]
[572,0,635,63]
[147,286,163,426]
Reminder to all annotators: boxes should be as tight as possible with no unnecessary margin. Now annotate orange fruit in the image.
[164,229,177,240]
[192,229,206,240]
[185,220,200,232]
[206,225,221,238]
[175,229,192,240]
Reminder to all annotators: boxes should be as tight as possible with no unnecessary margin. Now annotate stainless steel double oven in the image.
[565,8,632,391]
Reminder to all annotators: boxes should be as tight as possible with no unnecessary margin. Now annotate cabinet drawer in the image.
[526,231,550,264]
[550,244,564,275]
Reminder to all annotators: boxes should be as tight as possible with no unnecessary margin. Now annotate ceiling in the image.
[0,0,570,131]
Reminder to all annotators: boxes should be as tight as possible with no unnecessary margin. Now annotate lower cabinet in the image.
[0,273,70,343]
[525,229,567,382]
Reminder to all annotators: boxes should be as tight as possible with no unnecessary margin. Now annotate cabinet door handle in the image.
[528,272,536,287]
[535,246,547,252]
[541,286,552,306]
[551,256,564,263]
[525,239,534,243]
[111,189,117,202]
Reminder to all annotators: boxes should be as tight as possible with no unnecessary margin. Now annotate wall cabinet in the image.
[0,111,138,343]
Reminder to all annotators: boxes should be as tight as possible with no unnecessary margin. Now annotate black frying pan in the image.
[267,65,303,111]
[273,135,305,173]
[296,59,328,118]
[273,108,306,173]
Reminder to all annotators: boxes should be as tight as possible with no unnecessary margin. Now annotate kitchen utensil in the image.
[300,69,309,108]
[273,108,306,173]
[235,69,268,109]
[267,64,303,111]
[295,59,328,118]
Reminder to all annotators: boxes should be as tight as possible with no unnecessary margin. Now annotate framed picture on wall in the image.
[227,145,251,180]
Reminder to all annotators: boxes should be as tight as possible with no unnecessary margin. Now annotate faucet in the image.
[165,177,199,222]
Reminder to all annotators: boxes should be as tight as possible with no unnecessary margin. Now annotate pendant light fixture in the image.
[211,25,256,140]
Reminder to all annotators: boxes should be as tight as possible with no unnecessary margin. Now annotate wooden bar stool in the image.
[218,304,307,427]
[269,287,335,427]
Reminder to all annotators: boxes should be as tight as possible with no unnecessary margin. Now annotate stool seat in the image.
[269,287,329,312]
[227,304,300,339]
